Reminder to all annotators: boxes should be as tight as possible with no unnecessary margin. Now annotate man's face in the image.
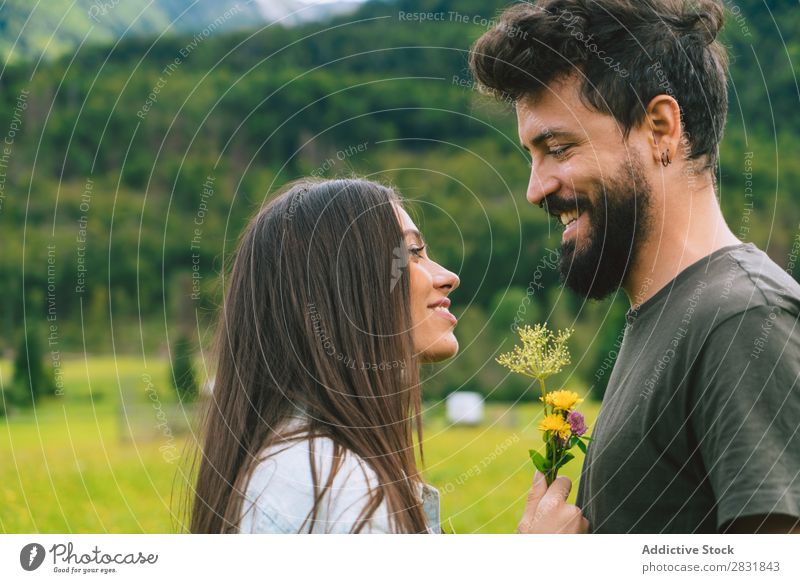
[516,76,653,299]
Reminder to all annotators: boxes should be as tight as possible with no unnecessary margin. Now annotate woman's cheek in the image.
[408,262,430,327]
[408,262,427,299]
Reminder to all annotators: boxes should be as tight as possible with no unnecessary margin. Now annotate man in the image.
[470,0,800,533]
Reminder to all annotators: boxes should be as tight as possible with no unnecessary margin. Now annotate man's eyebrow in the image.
[523,129,578,149]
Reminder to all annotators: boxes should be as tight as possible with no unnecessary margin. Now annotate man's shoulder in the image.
[699,243,800,324]
[689,244,800,370]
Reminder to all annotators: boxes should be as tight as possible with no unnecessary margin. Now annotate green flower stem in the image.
[546,446,557,486]
[542,378,555,486]
[539,377,547,418]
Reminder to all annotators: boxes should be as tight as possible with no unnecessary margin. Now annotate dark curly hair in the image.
[469,0,729,170]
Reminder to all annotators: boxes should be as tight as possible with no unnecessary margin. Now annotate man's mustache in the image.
[540,193,591,217]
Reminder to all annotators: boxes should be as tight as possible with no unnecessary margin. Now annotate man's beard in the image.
[556,158,652,300]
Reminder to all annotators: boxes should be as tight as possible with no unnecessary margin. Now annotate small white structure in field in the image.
[445,392,484,426]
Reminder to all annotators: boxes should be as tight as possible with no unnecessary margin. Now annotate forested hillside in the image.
[1,0,796,400]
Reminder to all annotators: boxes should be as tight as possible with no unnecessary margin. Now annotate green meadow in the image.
[0,356,599,534]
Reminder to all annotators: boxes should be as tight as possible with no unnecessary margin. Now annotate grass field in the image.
[0,356,600,534]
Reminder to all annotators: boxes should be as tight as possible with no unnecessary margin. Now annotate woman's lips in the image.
[428,298,457,325]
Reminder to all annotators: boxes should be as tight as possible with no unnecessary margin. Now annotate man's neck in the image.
[623,187,741,310]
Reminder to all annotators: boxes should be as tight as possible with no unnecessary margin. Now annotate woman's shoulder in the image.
[238,422,392,534]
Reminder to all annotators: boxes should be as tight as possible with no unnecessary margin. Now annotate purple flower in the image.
[567,411,587,437]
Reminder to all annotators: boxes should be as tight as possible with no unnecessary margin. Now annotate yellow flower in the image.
[495,324,573,381]
[542,390,583,412]
[538,414,572,440]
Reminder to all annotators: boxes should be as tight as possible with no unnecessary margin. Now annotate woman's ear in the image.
[644,94,682,167]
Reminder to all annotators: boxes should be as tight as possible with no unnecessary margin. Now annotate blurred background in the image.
[0,0,797,533]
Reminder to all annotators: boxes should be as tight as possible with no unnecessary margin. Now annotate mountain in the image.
[0,0,796,357]
[251,0,362,26]
[0,0,362,64]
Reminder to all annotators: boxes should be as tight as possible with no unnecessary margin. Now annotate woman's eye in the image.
[408,245,426,258]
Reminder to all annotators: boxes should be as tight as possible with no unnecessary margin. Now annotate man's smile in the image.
[542,195,590,242]
[560,209,585,240]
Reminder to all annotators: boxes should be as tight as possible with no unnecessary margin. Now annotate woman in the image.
[190,178,460,533]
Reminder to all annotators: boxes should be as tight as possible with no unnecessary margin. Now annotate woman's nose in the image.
[433,263,459,292]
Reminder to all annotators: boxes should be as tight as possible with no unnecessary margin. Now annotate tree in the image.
[11,323,56,408]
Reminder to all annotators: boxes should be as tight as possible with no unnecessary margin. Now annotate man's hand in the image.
[516,471,590,534]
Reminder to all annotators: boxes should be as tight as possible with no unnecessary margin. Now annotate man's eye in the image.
[549,145,570,158]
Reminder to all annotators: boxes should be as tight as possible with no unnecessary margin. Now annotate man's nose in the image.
[526,167,559,208]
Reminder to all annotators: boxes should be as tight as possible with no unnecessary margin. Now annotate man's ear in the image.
[644,94,682,167]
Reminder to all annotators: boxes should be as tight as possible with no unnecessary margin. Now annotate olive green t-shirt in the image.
[576,243,800,533]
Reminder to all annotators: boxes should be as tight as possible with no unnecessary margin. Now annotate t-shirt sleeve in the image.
[240,439,392,534]
[692,304,800,531]
[321,453,393,533]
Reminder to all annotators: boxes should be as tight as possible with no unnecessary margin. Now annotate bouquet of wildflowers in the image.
[496,324,590,485]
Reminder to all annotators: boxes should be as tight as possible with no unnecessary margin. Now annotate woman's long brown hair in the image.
[187,178,428,533]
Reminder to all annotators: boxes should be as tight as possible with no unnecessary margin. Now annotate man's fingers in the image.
[570,510,591,534]
[520,470,547,528]
[542,475,572,505]
[518,474,584,534]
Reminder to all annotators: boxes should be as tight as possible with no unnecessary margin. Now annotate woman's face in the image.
[395,205,460,362]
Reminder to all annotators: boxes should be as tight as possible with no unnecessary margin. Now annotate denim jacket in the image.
[238,420,440,534]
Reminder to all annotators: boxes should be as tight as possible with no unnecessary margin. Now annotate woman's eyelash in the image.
[409,245,426,257]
